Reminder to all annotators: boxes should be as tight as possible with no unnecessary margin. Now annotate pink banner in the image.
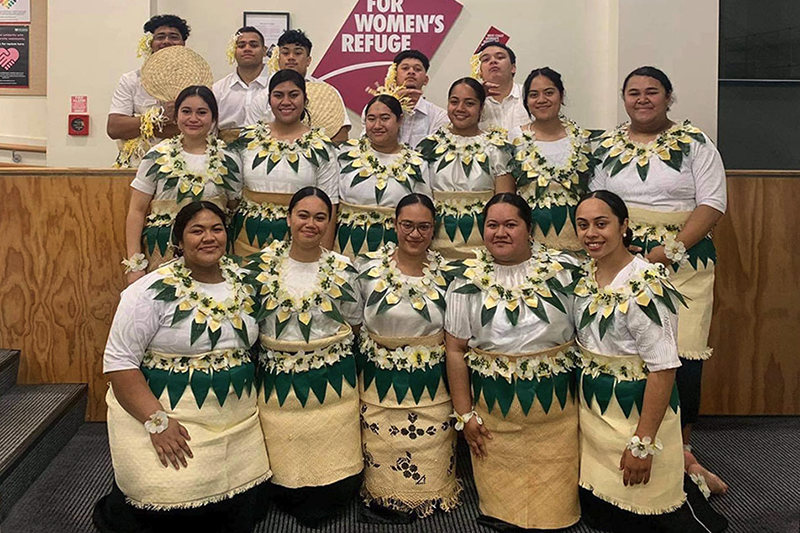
[312,0,463,114]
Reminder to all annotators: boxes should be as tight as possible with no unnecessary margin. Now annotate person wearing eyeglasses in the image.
[355,193,462,524]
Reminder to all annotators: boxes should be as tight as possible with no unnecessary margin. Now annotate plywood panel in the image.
[0,171,133,420]
[704,176,800,415]
[0,170,798,419]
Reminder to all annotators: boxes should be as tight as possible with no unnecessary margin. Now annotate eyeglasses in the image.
[398,221,434,234]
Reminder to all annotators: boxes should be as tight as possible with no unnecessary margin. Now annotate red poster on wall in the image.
[312,0,463,114]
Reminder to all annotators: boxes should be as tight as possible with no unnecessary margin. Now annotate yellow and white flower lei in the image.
[339,137,425,196]
[424,126,512,175]
[238,122,333,172]
[512,116,593,208]
[238,197,289,222]
[466,345,578,382]
[260,335,352,374]
[460,244,567,317]
[113,106,168,169]
[338,208,394,229]
[254,240,353,327]
[359,332,445,371]
[436,197,487,219]
[148,134,235,198]
[142,348,251,374]
[136,32,153,59]
[155,256,256,335]
[577,350,649,381]
[362,242,450,313]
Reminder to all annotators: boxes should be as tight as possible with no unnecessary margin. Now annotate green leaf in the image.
[480,305,497,326]
[328,359,344,397]
[478,155,491,175]
[233,322,250,346]
[614,379,645,418]
[322,304,344,324]
[655,292,677,314]
[340,355,357,388]
[366,289,387,308]
[167,370,190,409]
[230,364,250,399]
[336,224,351,252]
[170,307,193,327]
[275,315,290,338]
[608,157,627,177]
[350,225,366,256]
[316,146,331,162]
[244,215,259,247]
[275,372,292,406]
[252,152,268,170]
[579,306,595,329]
[208,326,222,349]
[495,376,515,417]
[461,158,473,177]
[299,316,313,343]
[454,283,481,294]
[664,149,683,172]
[505,306,520,326]
[582,373,595,409]
[457,215,474,243]
[292,371,310,407]
[594,374,615,415]
[157,226,172,255]
[409,369,427,404]
[437,155,454,172]
[669,383,680,414]
[638,301,663,327]
[515,377,537,416]
[528,300,551,324]
[272,217,288,241]
[471,371,483,403]
[375,367,393,401]
[551,206,568,235]
[532,206,552,236]
[599,311,615,340]
[190,370,211,409]
[260,370,275,403]
[266,155,279,175]
[146,368,170,400]
[366,224,384,252]
[541,292,567,314]
[255,218,272,248]
[443,215,458,242]
[636,161,650,181]
[481,376,497,413]
[190,320,206,345]
[554,372,570,410]
[377,296,398,315]
[413,302,432,322]
[425,364,442,401]
[309,367,328,404]
[212,369,231,407]
[392,370,410,403]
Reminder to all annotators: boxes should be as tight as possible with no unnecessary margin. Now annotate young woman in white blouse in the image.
[230,69,339,256]
[592,66,728,494]
[96,201,270,533]
[124,86,241,284]
[573,190,727,533]
[246,187,363,527]
[417,77,515,260]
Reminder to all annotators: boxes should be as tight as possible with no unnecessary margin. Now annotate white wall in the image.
[0,96,47,165]
[0,0,720,167]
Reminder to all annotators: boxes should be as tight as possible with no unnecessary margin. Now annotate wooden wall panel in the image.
[0,169,798,419]
[704,175,800,415]
[0,170,133,421]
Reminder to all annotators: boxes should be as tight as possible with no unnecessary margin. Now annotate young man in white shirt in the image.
[107,14,190,142]
[476,42,529,133]
[361,50,448,148]
[212,26,269,137]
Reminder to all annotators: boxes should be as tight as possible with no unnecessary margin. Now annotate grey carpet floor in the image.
[1,417,798,533]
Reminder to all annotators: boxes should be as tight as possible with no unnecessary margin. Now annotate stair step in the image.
[0,350,20,396]
[0,383,87,521]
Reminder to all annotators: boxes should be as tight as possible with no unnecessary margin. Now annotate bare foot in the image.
[684,450,729,495]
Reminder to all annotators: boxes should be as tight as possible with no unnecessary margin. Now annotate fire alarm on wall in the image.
[68,114,89,136]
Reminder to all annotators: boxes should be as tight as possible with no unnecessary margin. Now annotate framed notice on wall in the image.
[0,25,29,88]
[243,12,290,50]
[0,0,45,96]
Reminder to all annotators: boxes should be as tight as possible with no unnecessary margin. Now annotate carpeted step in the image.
[0,350,20,396]
[0,383,87,521]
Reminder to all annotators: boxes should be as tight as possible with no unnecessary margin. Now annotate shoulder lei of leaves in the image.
[337,136,425,204]
[416,126,515,178]
[574,259,687,339]
[594,119,706,181]
[142,135,240,202]
[228,122,335,174]
[453,244,578,327]
[147,256,256,349]
[510,116,595,205]
[243,240,358,342]
[358,242,458,322]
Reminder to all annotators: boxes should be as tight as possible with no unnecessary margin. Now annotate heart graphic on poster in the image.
[0,0,19,9]
[0,48,20,70]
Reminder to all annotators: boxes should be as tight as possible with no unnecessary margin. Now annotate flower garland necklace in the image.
[142,134,240,202]
[511,116,594,207]
[359,242,454,322]
[248,240,357,342]
[229,122,335,173]
[454,244,572,326]
[147,256,256,349]
[338,137,425,204]
[417,126,514,178]
[595,119,706,180]
[573,259,686,338]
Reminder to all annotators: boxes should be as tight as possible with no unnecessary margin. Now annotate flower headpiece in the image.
[225,32,238,65]
[137,32,153,59]
[469,53,482,81]
[267,44,280,73]
[365,62,414,115]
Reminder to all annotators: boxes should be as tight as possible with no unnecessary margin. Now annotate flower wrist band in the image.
[627,435,663,458]
[122,253,148,274]
[450,409,483,431]
[144,410,169,434]
[663,236,688,266]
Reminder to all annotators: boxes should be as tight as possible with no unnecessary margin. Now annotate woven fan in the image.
[141,46,214,102]
[305,81,345,137]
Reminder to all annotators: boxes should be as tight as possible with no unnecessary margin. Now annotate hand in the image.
[150,418,193,469]
[396,87,423,103]
[161,101,176,125]
[627,244,643,254]
[464,417,493,459]
[619,448,653,486]
[645,245,672,267]
[126,270,146,286]
[482,81,501,98]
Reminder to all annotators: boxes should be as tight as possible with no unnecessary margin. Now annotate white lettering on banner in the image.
[353,14,445,33]
[345,0,445,53]
[342,33,412,53]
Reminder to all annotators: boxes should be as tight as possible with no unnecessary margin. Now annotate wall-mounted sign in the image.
[475,26,510,53]
[243,11,290,50]
[312,0,463,114]
[0,0,30,24]
[0,25,28,88]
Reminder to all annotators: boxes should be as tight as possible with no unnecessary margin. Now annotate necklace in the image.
[338,137,425,204]
[417,126,514,178]
[230,122,335,174]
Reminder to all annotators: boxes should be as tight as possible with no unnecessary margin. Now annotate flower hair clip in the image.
[137,32,153,59]
[225,32,239,65]
[365,62,414,115]
[469,53,482,81]
[267,44,280,73]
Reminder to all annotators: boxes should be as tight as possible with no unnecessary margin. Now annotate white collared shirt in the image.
[361,97,448,148]
[108,69,158,116]
[479,82,530,133]
[212,68,271,130]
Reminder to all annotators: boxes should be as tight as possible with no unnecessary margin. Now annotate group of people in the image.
[96,12,731,533]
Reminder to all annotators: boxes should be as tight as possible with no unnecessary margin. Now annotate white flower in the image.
[144,411,169,434]
[690,473,712,499]
[663,235,689,267]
